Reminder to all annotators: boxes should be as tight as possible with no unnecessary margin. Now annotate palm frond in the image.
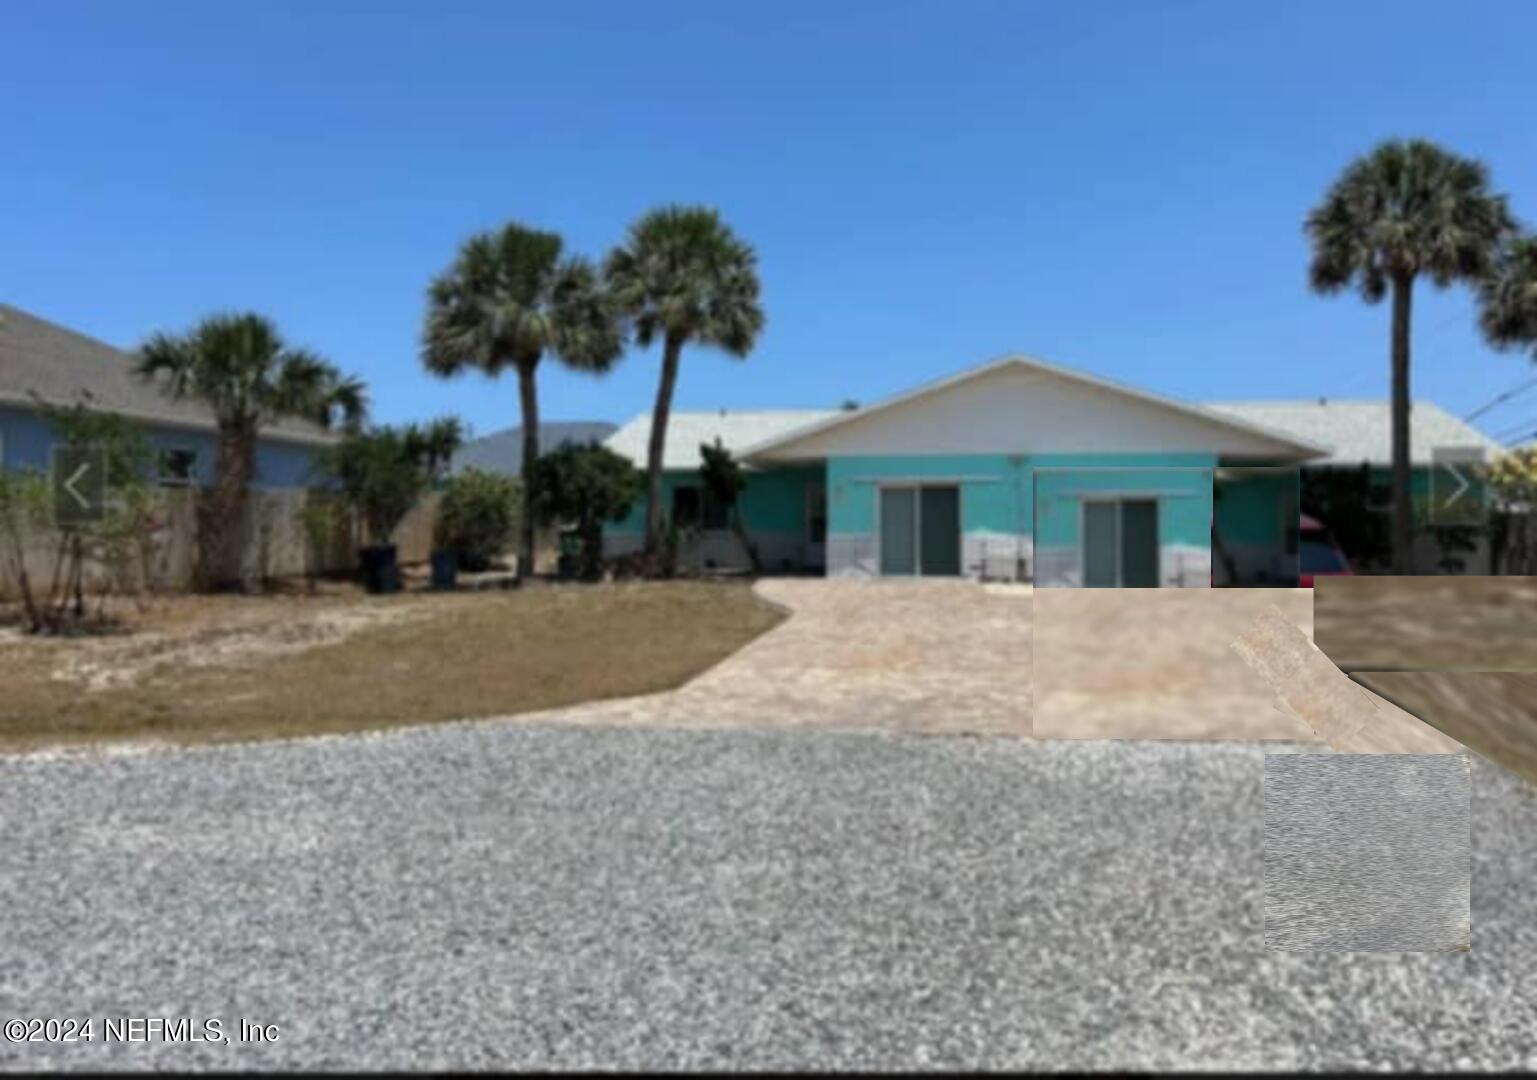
[421,222,578,377]
[138,312,367,433]
[603,204,764,356]
[1481,234,1537,357]
[1305,138,1513,301]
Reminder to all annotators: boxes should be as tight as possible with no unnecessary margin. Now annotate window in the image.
[158,448,198,487]
[807,483,827,544]
[671,486,701,528]
[672,485,730,530]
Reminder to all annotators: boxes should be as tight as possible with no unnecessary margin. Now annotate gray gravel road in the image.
[2,723,1534,1071]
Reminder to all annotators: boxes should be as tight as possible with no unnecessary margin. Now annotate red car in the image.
[1298,513,1354,588]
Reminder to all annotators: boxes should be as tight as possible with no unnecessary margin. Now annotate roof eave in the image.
[0,390,339,448]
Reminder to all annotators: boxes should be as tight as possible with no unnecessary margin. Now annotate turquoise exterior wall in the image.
[818,451,1217,582]
[0,405,324,489]
[1029,454,1215,549]
[1030,456,1216,587]
[608,464,820,536]
[1213,468,1300,584]
[1215,470,1296,546]
[826,454,1029,536]
[826,454,1214,543]
[1032,463,1211,553]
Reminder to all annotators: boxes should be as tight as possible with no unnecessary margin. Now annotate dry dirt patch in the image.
[0,581,783,751]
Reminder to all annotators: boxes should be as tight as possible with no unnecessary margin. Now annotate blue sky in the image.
[5,1,1536,444]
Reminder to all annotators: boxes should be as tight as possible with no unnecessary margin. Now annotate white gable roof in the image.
[604,409,835,471]
[1203,401,1503,466]
[739,355,1328,463]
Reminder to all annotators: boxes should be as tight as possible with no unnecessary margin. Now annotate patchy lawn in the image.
[0,581,785,752]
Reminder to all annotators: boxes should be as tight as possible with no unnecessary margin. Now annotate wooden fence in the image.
[1,488,442,599]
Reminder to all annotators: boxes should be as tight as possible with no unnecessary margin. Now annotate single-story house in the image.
[0,303,336,488]
[601,354,1503,586]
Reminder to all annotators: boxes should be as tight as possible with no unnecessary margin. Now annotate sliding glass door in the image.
[879,485,961,576]
[1082,497,1160,587]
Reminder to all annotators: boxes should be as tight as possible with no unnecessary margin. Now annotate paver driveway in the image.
[508,578,1033,737]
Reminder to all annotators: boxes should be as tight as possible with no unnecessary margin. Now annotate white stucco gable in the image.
[741,355,1327,463]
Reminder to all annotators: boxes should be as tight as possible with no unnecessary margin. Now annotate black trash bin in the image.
[429,549,458,590]
[358,543,401,594]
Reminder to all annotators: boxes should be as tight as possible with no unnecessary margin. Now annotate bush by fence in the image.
[0,486,441,600]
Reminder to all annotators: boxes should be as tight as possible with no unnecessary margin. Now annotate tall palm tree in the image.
[1306,139,1513,573]
[423,223,621,577]
[1480,233,1537,358]
[604,206,764,563]
[138,312,367,590]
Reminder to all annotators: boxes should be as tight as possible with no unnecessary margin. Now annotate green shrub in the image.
[315,417,461,549]
[435,468,519,571]
[530,443,643,580]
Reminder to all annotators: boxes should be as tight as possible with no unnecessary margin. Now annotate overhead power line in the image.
[1490,415,1537,441]
[1465,376,1537,422]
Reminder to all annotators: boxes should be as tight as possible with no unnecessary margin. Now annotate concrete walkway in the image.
[503,578,1034,737]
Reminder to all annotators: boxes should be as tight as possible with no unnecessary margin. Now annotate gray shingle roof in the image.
[1203,400,1503,466]
[448,421,619,476]
[0,303,335,445]
[604,398,1505,471]
[604,410,839,471]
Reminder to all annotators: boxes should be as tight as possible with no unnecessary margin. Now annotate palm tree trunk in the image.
[200,425,255,591]
[644,333,684,564]
[517,360,540,580]
[1390,274,1415,575]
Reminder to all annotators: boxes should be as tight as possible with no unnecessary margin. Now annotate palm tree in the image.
[1480,233,1537,358]
[423,223,621,577]
[604,206,765,563]
[403,416,466,487]
[138,312,366,590]
[1306,139,1513,573]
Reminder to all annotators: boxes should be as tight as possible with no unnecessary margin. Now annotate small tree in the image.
[698,439,760,573]
[404,417,466,489]
[1489,447,1537,573]
[530,443,643,580]
[0,402,160,633]
[319,427,434,548]
[435,469,519,571]
[0,469,50,631]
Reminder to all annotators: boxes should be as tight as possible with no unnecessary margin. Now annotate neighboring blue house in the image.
[0,304,336,489]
